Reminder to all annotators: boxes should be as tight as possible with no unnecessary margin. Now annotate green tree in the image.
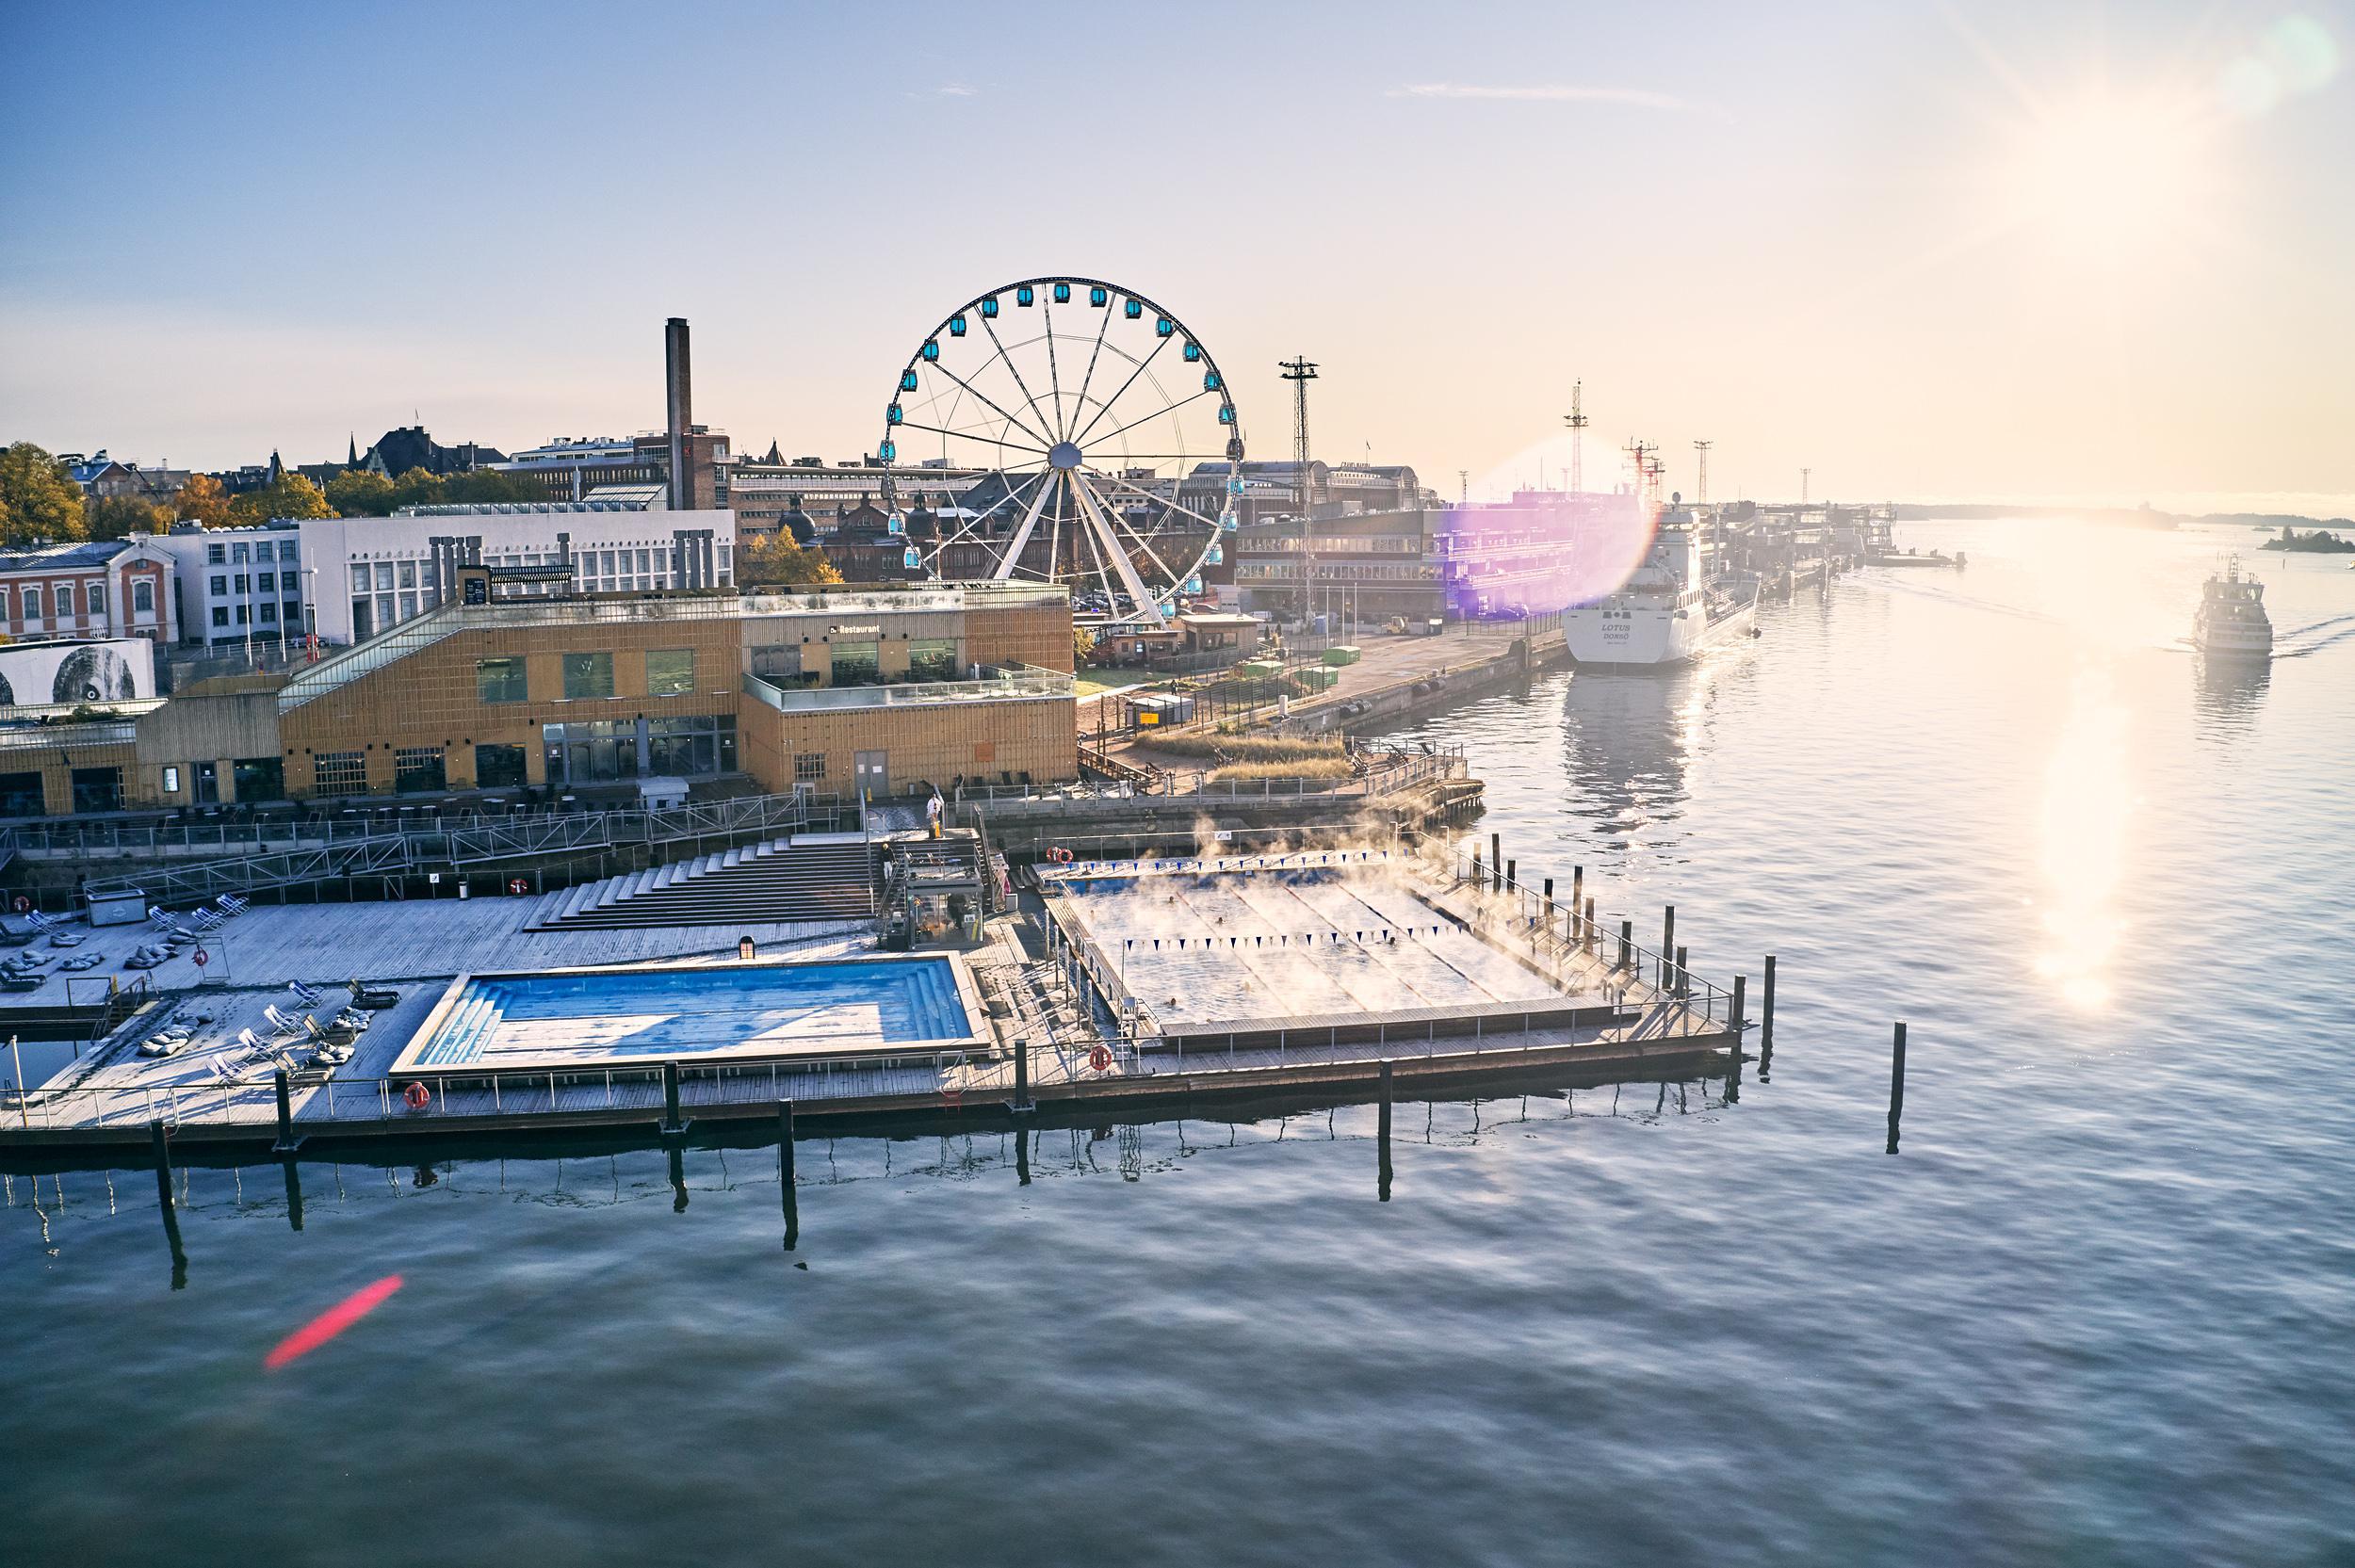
[173,472,230,527]
[737,529,844,587]
[386,467,447,511]
[326,468,397,516]
[227,473,334,525]
[88,493,169,539]
[440,468,544,506]
[0,442,89,544]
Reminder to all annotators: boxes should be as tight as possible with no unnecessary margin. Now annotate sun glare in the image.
[2006,91,2215,262]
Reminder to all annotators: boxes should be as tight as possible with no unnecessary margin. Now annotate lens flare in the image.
[265,1274,405,1369]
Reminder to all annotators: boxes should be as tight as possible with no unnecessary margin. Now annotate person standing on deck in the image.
[926,792,943,840]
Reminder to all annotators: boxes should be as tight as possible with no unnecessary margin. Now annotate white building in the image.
[148,504,734,649]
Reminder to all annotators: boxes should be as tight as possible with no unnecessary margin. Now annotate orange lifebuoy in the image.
[509,878,529,896]
[402,1081,430,1111]
[1088,1044,1113,1073]
[9,896,26,913]
[1048,847,1074,864]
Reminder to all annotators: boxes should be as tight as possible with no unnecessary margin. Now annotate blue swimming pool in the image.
[405,957,973,1069]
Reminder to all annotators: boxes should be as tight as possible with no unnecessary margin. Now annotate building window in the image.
[394,746,447,793]
[89,583,106,616]
[259,602,278,624]
[908,638,958,682]
[476,656,528,703]
[376,592,395,627]
[235,605,249,624]
[794,752,825,782]
[561,651,614,700]
[257,571,274,592]
[283,579,300,606]
[233,574,249,594]
[398,591,417,622]
[349,564,369,593]
[134,580,154,613]
[313,752,365,792]
[646,649,694,696]
[22,587,40,618]
[231,542,250,564]
[56,585,74,618]
[161,765,181,795]
[374,562,395,591]
[231,756,284,802]
[207,543,226,565]
[398,560,416,590]
[211,606,229,628]
[278,540,299,561]
[830,640,880,686]
[284,600,303,629]
[751,644,801,681]
[71,766,123,815]
[475,742,528,789]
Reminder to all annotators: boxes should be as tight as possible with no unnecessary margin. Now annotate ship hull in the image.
[1566,595,1757,669]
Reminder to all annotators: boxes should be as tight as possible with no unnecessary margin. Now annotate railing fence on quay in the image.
[955,744,1464,807]
[1448,847,1732,1036]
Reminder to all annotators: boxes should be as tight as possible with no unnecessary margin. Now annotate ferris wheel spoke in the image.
[932,469,1046,558]
[1086,385,1220,453]
[1092,472,1231,535]
[1071,333,1176,446]
[977,312,1059,455]
[1067,305,1115,445]
[917,357,1056,451]
[1069,474,1166,624]
[1095,493,1187,593]
[893,419,1048,456]
[992,470,1060,581]
[1043,301,1066,440]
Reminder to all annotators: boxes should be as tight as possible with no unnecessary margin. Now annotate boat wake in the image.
[2275,609,2355,643]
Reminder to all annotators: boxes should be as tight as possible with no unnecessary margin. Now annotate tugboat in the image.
[2193,557,2272,660]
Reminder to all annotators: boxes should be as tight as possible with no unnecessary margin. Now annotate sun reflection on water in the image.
[2035,663,2134,1009]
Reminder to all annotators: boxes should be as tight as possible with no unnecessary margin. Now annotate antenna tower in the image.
[1801,467,1812,505]
[1625,438,1656,509]
[1693,440,1712,506]
[1564,380,1588,494]
[1279,355,1320,623]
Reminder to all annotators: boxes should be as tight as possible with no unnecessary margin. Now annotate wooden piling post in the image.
[661,1059,683,1134]
[1617,919,1632,972]
[1505,858,1517,894]
[270,1068,300,1153]
[1378,1060,1393,1202]
[1584,897,1597,952]
[1761,955,1777,1066]
[1012,1036,1031,1111]
[1571,867,1584,935]
[1728,975,1746,1091]
[778,1099,799,1248]
[1886,1023,1907,1154]
[1675,945,1689,997]
[1489,833,1502,891]
[1661,906,1675,988]
[1541,877,1554,927]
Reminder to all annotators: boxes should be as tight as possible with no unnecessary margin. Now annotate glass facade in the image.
[830,640,880,686]
[561,652,614,700]
[908,638,959,681]
[477,657,528,703]
[541,716,736,784]
[646,648,695,697]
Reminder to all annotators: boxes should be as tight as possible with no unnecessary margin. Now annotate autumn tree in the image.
[227,473,334,525]
[0,442,89,545]
[173,473,230,527]
[439,469,544,506]
[737,529,844,587]
[88,494,169,539]
[326,468,397,516]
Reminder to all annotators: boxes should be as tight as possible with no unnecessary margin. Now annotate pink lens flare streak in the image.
[265,1274,405,1369]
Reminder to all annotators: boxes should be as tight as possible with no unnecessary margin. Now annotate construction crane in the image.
[1693,440,1712,506]
[1564,380,1589,495]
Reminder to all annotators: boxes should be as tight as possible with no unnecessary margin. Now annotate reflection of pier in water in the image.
[4,1071,1741,1275]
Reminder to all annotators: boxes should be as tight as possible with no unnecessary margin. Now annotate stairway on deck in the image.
[530,834,875,930]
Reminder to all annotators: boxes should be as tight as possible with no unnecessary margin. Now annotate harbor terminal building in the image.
[0,579,1075,816]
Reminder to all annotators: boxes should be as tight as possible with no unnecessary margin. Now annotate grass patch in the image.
[1150,734,1345,764]
[1210,757,1356,783]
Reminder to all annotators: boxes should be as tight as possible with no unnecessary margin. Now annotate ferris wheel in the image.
[880,276,1243,625]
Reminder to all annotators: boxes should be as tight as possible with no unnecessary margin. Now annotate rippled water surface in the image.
[6,520,2352,1565]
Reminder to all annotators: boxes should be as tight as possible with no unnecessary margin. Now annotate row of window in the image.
[4,582,110,619]
[746,638,960,687]
[206,540,300,565]
[210,601,303,629]
[475,649,700,704]
[207,572,303,600]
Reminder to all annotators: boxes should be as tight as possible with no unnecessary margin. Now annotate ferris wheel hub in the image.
[1048,440,1083,472]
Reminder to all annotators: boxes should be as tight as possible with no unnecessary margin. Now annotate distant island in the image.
[1894,503,2355,534]
[2261,525,2355,554]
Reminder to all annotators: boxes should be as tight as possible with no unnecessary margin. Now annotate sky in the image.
[3,0,2351,513]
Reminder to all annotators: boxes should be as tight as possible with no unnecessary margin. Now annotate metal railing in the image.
[742,663,1072,714]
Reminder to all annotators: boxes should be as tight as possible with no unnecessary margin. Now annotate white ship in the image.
[2193,557,2272,660]
[1565,521,1761,668]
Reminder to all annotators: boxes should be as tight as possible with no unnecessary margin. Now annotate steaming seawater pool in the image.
[4,519,2352,1564]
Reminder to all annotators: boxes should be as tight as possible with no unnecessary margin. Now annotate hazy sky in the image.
[4,0,2350,511]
